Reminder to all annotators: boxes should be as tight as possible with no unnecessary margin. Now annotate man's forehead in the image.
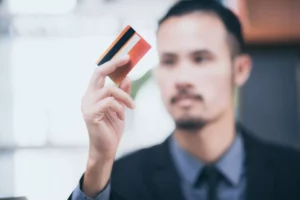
[156,12,228,54]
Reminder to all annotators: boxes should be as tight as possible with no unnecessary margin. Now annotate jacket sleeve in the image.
[68,174,110,200]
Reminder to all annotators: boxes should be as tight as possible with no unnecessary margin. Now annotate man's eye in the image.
[194,56,205,63]
[162,59,175,66]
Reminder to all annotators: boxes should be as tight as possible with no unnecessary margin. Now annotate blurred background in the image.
[0,0,299,199]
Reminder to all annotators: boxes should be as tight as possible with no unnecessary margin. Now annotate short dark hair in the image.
[158,0,245,55]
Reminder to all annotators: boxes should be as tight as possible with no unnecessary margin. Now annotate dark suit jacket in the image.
[70,125,300,200]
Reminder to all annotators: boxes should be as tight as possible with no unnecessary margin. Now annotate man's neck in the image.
[174,112,235,164]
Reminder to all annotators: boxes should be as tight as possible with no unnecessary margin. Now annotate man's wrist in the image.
[83,155,114,198]
[88,144,116,164]
[87,155,114,171]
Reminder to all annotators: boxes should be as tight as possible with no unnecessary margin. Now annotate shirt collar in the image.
[169,133,245,186]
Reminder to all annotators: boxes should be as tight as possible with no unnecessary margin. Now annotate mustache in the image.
[170,90,203,104]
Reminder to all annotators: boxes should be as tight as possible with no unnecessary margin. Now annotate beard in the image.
[175,116,207,131]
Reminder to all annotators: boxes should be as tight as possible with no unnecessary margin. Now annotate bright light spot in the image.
[8,0,77,15]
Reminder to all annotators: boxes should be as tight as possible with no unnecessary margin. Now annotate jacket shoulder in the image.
[267,142,300,190]
[111,142,163,183]
[255,136,300,179]
[261,139,300,165]
[241,125,300,166]
[110,143,164,199]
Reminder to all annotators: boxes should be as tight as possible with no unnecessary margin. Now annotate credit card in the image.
[96,25,151,85]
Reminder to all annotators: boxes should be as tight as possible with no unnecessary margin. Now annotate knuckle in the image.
[107,86,115,96]
[96,88,105,96]
[97,87,108,98]
[119,105,124,112]
[108,85,115,91]
[95,67,104,76]
[105,97,114,105]
[104,86,112,92]
[124,95,131,103]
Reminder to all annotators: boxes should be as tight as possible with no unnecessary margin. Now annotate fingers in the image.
[96,97,125,120]
[89,55,130,91]
[95,86,135,109]
[119,77,131,95]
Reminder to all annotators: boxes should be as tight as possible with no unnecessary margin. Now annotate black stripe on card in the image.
[97,27,135,66]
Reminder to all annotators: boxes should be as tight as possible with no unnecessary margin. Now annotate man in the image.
[69,1,300,200]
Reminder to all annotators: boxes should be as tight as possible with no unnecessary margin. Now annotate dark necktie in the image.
[195,165,222,200]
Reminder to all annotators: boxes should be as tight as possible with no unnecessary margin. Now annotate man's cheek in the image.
[162,86,172,102]
[201,80,228,100]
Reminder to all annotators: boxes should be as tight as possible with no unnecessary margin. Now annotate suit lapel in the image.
[241,125,276,200]
[147,137,185,200]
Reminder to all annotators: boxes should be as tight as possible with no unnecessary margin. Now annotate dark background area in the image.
[240,44,300,148]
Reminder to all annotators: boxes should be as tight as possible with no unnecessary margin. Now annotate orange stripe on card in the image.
[96,25,131,64]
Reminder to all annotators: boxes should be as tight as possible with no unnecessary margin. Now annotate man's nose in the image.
[175,67,193,89]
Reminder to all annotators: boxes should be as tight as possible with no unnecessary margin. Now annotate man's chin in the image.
[175,117,207,131]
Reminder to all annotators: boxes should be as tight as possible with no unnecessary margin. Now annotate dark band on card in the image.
[97,27,135,66]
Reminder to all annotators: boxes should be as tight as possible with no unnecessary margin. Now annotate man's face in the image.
[156,12,244,129]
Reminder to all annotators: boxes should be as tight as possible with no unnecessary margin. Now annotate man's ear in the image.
[233,54,252,87]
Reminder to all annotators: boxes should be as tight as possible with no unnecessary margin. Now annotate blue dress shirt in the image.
[72,134,246,200]
[170,134,246,200]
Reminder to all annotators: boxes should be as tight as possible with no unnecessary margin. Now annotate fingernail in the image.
[122,55,130,60]
[132,102,136,109]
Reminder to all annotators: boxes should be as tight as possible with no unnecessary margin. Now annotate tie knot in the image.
[195,165,222,200]
[194,165,222,188]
